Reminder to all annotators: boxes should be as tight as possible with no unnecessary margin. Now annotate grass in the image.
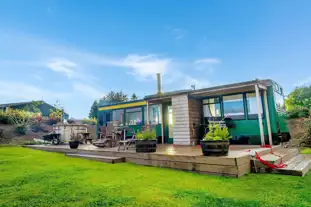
[1,147,311,207]
[301,148,311,154]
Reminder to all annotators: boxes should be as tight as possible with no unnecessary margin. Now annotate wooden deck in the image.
[25,144,280,177]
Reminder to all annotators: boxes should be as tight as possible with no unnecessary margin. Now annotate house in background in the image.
[98,78,289,146]
[0,101,69,119]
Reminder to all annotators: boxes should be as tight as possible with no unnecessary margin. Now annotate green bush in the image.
[287,108,310,119]
[286,85,311,110]
[136,129,156,140]
[0,110,10,124]
[202,124,232,141]
[82,118,97,125]
[15,125,27,135]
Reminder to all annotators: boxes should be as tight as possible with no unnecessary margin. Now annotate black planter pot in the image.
[136,139,157,153]
[200,140,229,156]
[69,141,80,149]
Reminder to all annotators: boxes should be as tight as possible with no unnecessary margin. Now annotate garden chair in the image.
[117,127,136,151]
[93,124,115,148]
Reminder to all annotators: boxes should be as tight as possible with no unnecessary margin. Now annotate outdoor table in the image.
[115,126,133,141]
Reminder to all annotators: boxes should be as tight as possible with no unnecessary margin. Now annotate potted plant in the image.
[69,133,80,149]
[135,129,157,153]
[200,124,232,156]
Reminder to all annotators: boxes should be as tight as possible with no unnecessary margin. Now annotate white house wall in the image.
[172,95,191,145]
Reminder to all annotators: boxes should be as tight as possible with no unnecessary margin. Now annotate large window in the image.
[144,105,161,125]
[112,109,123,124]
[223,94,245,119]
[126,107,142,125]
[203,98,221,120]
[246,93,263,119]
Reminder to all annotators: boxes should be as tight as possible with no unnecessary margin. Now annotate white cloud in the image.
[167,27,186,40]
[46,58,77,78]
[72,82,105,99]
[194,58,221,72]
[105,54,171,80]
[194,58,221,64]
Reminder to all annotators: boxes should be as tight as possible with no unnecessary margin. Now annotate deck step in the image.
[66,154,125,164]
[255,148,299,168]
[277,155,311,176]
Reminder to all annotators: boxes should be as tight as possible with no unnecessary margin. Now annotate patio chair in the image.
[117,127,136,151]
[93,124,115,148]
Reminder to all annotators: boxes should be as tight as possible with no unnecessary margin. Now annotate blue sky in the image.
[1,0,311,118]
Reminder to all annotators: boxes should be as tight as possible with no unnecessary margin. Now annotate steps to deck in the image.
[255,148,299,168]
[66,154,125,164]
[253,148,311,176]
[277,154,311,176]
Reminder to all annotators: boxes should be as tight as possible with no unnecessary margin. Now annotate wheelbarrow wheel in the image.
[52,138,60,145]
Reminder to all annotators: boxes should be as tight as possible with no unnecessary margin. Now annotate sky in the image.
[0,0,311,118]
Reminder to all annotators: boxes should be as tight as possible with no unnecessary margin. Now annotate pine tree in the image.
[89,100,99,119]
[131,93,138,101]
[102,91,128,102]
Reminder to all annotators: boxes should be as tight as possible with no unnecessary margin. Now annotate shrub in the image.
[0,110,10,124]
[1,108,39,135]
[303,118,311,139]
[15,125,27,135]
[82,118,97,125]
[49,108,63,122]
[287,108,310,119]
[202,124,232,141]
[136,129,156,140]
[286,85,311,110]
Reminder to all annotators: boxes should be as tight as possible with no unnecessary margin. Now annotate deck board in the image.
[24,144,279,177]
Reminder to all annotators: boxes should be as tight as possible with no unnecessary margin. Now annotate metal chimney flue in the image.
[156,73,162,95]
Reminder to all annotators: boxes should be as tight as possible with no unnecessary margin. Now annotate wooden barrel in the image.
[200,140,229,156]
[136,140,157,153]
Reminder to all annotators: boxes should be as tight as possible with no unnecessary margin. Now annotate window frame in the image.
[111,109,124,124]
[222,93,246,120]
[144,104,161,125]
[245,91,264,120]
[125,107,143,126]
[202,96,222,121]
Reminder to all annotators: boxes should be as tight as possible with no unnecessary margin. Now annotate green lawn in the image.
[1,147,311,207]
[301,148,311,154]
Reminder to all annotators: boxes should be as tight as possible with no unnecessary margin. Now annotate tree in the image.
[286,85,311,111]
[131,93,138,101]
[102,91,128,102]
[23,101,43,113]
[89,100,98,119]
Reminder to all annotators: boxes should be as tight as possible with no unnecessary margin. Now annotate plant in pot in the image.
[200,124,232,156]
[69,133,80,149]
[135,129,157,153]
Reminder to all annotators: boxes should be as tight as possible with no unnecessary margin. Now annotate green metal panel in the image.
[267,84,289,134]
